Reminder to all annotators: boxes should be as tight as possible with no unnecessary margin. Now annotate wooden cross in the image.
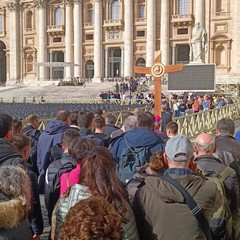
[134,51,184,116]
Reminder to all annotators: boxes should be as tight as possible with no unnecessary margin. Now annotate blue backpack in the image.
[117,138,152,186]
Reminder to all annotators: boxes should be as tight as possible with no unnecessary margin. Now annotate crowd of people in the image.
[0,107,239,240]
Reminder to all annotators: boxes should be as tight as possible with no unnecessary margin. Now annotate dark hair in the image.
[25,114,38,124]
[93,115,105,129]
[56,110,70,122]
[12,119,23,135]
[12,134,31,152]
[217,118,235,135]
[80,146,128,216]
[0,113,13,138]
[77,111,94,128]
[166,122,178,135]
[105,114,116,125]
[62,129,80,147]
[59,196,121,240]
[69,111,78,126]
[68,136,97,163]
[137,112,155,129]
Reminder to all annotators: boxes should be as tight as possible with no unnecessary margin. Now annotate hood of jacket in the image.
[124,127,165,147]
[0,139,23,164]
[143,174,205,204]
[44,120,69,135]
[0,195,25,230]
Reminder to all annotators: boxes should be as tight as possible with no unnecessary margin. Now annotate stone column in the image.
[124,0,133,77]
[195,0,204,26]
[121,47,124,77]
[172,44,176,65]
[74,0,83,78]
[7,2,21,81]
[35,0,47,80]
[93,0,103,82]
[104,47,108,78]
[146,0,156,67]
[160,0,170,65]
[65,0,73,80]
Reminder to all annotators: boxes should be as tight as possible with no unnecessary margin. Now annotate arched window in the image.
[216,45,225,66]
[178,0,190,15]
[0,15,4,32]
[26,11,33,29]
[87,4,93,22]
[54,7,62,26]
[111,0,120,20]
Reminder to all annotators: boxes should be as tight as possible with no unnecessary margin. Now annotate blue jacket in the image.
[110,127,166,163]
[37,120,69,193]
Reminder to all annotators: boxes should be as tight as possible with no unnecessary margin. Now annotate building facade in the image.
[0,0,239,85]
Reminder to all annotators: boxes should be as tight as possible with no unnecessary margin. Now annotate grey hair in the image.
[0,166,32,215]
[124,115,138,132]
[195,137,215,153]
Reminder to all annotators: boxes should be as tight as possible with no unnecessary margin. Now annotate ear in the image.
[5,129,13,142]
[216,129,220,136]
[163,152,170,166]
[194,145,198,155]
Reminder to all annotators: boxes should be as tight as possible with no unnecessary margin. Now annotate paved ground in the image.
[0,81,119,103]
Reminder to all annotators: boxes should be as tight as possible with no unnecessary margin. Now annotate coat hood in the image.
[143,174,205,204]
[44,120,69,135]
[0,197,25,230]
[124,127,165,147]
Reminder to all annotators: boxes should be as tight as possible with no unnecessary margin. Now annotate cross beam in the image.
[134,51,184,116]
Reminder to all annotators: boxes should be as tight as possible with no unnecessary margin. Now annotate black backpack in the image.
[44,156,75,222]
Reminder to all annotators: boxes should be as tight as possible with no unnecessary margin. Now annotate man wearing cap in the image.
[133,135,222,240]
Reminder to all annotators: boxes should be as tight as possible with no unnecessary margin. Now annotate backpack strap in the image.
[218,166,234,183]
[161,174,213,240]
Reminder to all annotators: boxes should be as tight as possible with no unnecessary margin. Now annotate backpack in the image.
[116,138,152,186]
[45,156,75,222]
[199,166,234,240]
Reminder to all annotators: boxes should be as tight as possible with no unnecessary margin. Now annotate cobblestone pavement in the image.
[40,195,50,240]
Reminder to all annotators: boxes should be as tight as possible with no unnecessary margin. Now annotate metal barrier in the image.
[174,102,240,139]
[37,102,240,138]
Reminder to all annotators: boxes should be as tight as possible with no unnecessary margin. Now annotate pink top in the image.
[60,163,81,196]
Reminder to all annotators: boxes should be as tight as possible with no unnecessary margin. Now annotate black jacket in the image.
[0,139,26,167]
[45,153,76,222]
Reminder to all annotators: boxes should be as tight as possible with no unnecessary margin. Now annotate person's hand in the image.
[32,234,41,240]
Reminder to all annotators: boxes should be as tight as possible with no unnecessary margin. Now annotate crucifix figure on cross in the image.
[134,51,184,116]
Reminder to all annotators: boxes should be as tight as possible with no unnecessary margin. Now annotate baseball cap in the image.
[165,135,194,162]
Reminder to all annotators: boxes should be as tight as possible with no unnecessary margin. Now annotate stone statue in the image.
[189,22,208,63]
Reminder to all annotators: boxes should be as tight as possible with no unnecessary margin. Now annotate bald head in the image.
[195,133,215,156]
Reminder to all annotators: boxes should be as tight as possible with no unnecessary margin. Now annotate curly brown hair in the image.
[148,151,167,172]
[59,196,122,240]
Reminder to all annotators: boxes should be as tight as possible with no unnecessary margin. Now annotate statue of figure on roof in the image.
[189,22,208,63]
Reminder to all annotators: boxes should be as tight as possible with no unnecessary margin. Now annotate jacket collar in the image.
[195,154,222,164]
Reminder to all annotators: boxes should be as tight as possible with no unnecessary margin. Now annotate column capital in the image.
[33,0,47,9]
[73,0,82,4]
[65,0,73,6]
[7,2,20,11]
